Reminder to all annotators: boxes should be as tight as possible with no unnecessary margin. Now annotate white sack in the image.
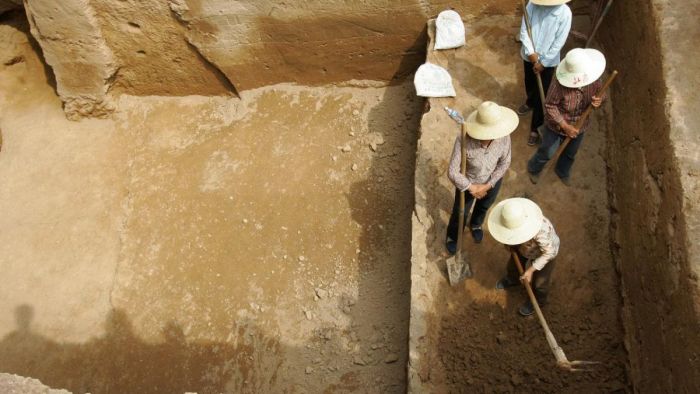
[414,63,456,97]
[434,10,466,50]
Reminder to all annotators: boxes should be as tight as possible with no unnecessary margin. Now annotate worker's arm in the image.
[531,226,558,271]
[447,136,471,191]
[591,80,606,108]
[519,2,536,58]
[486,136,511,188]
[545,79,578,137]
[541,7,572,63]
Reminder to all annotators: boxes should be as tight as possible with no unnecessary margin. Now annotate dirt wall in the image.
[167,0,516,92]
[22,0,518,119]
[599,0,700,391]
[0,0,21,15]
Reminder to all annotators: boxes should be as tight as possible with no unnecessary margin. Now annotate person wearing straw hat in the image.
[488,198,560,316]
[445,102,518,254]
[517,0,572,146]
[527,47,607,185]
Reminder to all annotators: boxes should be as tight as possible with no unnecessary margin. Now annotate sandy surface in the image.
[409,15,629,392]
[0,17,420,393]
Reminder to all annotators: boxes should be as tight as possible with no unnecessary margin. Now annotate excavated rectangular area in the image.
[408,14,627,392]
[1,0,700,393]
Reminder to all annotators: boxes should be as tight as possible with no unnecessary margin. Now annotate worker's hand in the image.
[562,123,580,139]
[591,95,603,108]
[520,266,535,284]
[532,61,544,74]
[469,183,490,199]
[527,53,540,64]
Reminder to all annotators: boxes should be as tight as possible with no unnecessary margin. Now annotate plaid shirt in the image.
[517,216,560,270]
[448,134,511,191]
[544,78,605,135]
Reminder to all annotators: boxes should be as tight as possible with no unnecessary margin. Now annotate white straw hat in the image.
[464,101,519,140]
[531,0,571,5]
[487,198,543,245]
[556,48,606,88]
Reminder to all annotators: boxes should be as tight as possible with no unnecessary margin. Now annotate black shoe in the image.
[519,301,536,316]
[471,227,483,243]
[558,176,571,186]
[496,277,519,290]
[517,104,532,116]
[446,239,457,255]
[528,171,540,184]
[527,132,539,146]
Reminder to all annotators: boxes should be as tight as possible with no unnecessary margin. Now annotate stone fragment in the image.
[315,288,328,299]
[384,353,399,363]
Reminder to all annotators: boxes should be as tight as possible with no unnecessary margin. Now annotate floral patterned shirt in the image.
[447,134,511,191]
[517,216,560,270]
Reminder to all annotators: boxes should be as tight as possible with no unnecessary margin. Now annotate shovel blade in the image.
[447,254,472,286]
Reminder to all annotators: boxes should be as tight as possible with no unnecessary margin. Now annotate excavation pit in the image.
[409,2,700,393]
[0,1,699,393]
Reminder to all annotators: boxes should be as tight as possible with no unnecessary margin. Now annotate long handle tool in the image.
[510,249,599,371]
[585,0,614,48]
[446,123,474,286]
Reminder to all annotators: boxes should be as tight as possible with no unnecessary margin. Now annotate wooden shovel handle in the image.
[454,124,469,261]
[510,248,568,364]
[574,70,618,130]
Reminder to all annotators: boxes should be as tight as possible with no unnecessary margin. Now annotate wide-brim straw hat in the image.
[556,48,606,88]
[531,0,571,5]
[464,101,519,140]
[487,198,543,245]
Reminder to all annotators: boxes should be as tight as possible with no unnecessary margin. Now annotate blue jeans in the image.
[527,125,585,179]
[446,179,503,242]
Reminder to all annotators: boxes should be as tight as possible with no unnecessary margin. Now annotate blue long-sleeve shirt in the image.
[519,2,572,67]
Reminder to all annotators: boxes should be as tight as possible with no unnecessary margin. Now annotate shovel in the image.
[446,124,474,286]
[510,249,600,371]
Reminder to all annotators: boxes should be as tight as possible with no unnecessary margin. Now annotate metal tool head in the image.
[446,254,472,286]
[557,360,601,372]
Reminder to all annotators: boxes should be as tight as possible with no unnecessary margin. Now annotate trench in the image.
[409,2,699,393]
[0,1,698,393]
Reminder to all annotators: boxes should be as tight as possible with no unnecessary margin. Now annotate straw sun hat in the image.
[487,198,543,245]
[464,101,519,140]
[531,0,571,5]
[556,48,606,88]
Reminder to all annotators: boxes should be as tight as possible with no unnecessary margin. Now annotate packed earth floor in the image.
[0,16,421,393]
[410,15,629,392]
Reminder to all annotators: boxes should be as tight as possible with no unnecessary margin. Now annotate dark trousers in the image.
[446,179,502,242]
[527,125,585,179]
[523,61,555,133]
[506,252,556,305]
